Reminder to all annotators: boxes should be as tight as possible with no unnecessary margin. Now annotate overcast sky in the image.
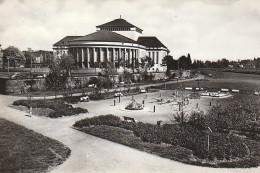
[0,0,259,61]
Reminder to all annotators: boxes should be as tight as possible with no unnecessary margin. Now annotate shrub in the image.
[89,94,105,100]
[13,98,88,118]
[49,107,88,118]
[88,77,98,85]
[205,99,260,133]
[73,114,249,161]
[73,114,121,128]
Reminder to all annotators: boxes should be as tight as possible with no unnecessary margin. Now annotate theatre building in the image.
[53,18,169,72]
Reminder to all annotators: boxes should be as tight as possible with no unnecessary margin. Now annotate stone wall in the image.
[0,78,46,94]
[0,72,167,94]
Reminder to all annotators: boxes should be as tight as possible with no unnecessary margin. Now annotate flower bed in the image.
[13,98,88,118]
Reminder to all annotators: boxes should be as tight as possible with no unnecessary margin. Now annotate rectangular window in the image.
[148,52,151,58]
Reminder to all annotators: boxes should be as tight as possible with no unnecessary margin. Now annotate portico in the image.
[69,46,141,69]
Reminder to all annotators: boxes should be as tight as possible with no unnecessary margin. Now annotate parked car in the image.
[140,89,146,93]
[114,92,123,97]
[80,96,90,102]
[36,75,44,78]
[88,84,95,88]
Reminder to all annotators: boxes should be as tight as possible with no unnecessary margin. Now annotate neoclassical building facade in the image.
[53,18,169,72]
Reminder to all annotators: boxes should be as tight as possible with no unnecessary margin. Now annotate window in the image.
[148,52,151,57]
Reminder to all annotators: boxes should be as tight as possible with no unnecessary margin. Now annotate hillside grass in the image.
[0,118,71,172]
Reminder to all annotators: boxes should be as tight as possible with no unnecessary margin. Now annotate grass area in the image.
[0,118,71,172]
[13,97,88,118]
[73,113,260,168]
[181,71,260,93]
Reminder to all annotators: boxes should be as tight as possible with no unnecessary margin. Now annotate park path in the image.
[0,82,260,172]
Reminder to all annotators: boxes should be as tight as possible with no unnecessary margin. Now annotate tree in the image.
[59,54,75,77]
[123,70,132,84]
[24,52,35,68]
[178,54,192,70]
[102,61,117,88]
[135,58,140,69]
[140,56,154,70]
[45,62,66,88]
[3,46,25,68]
[45,54,75,95]
[162,55,178,70]
[220,58,229,68]
[45,53,54,67]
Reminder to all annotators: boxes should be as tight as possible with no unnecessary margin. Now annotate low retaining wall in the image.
[0,72,167,95]
[0,78,45,94]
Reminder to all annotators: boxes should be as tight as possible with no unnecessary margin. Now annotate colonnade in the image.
[69,47,140,69]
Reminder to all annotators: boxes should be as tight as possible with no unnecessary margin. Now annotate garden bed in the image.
[12,97,88,118]
[73,114,260,168]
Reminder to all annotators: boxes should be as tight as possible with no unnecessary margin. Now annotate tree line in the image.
[163,53,260,70]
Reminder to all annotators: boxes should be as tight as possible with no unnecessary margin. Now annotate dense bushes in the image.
[74,114,248,161]
[49,107,88,118]
[13,98,88,118]
[191,99,260,135]
[74,114,121,128]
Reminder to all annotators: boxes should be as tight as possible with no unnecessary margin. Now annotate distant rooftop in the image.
[137,37,167,49]
[53,36,82,46]
[96,18,143,32]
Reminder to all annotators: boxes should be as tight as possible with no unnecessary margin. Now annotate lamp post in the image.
[207,127,212,151]
[30,55,32,78]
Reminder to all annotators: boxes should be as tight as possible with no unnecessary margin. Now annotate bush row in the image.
[73,114,248,160]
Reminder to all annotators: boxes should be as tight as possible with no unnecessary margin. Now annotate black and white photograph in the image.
[0,0,260,172]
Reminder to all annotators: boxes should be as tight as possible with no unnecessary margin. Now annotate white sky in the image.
[0,0,259,61]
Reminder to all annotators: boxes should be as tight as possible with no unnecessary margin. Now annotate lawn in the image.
[171,71,260,94]
[0,118,71,172]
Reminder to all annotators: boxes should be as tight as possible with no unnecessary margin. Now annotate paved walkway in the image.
[0,84,260,172]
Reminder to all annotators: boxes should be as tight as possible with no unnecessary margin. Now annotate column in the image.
[100,48,102,62]
[81,48,85,68]
[127,49,130,68]
[123,48,126,69]
[135,49,138,67]
[94,48,97,63]
[76,48,79,68]
[106,48,109,68]
[119,48,121,67]
[131,49,134,69]
[87,47,90,68]
[112,48,115,62]
[106,48,109,61]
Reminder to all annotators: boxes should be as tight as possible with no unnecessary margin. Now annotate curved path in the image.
[0,94,259,173]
